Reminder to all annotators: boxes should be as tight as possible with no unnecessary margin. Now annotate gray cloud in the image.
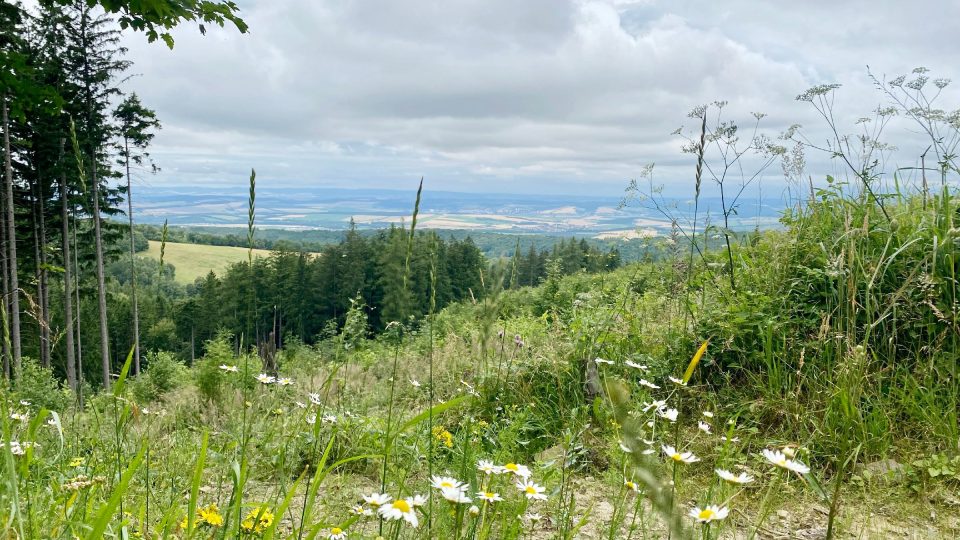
[120,0,960,196]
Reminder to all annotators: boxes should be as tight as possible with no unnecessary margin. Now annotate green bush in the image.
[13,357,72,412]
[130,351,187,403]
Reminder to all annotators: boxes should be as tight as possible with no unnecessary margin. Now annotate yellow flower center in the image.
[525,486,537,494]
[505,463,518,471]
[392,499,411,513]
[331,527,343,534]
[625,482,636,490]
[698,509,715,520]
[484,492,495,499]
[671,453,682,461]
[441,481,454,488]
[777,458,787,466]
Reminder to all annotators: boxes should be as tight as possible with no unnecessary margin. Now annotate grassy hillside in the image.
[143,240,277,284]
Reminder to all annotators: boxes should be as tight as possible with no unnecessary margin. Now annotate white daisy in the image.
[662,445,700,464]
[277,377,293,386]
[308,393,322,405]
[516,480,547,501]
[431,475,466,491]
[659,408,679,422]
[625,360,648,371]
[698,421,712,434]
[255,373,275,384]
[623,479,640,493]
[440,486,472,504]
[594,357,614,365]
[690,505,729,523]
[219,364,238,372]
[715,469,754,484]
[668,376,686,386]
[379,498,419,528]
[362,493,392,507]
[477,460,499,475]
[639,379,660,389]
[477,491,503,503]
[762,449,810,474]
[500,462,531,478]
[328,526,347,540]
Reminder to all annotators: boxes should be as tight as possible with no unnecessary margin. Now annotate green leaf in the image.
[86,446,146,540]
[187,431,209,536]
[113,345,136,397]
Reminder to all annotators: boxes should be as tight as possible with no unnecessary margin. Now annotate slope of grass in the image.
[143,240,276,284]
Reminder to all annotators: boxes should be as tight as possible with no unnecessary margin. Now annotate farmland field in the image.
[143,241,278,284]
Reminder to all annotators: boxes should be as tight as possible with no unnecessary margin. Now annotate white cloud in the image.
[120,0,960,195]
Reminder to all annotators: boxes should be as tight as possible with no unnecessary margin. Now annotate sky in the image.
[119,0,960,197]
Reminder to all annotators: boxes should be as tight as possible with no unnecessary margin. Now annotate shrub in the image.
[13,357,72,412]
[130,351,187,403]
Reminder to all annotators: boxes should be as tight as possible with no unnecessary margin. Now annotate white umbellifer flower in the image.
[690,505,729,523]
[2,441,25,455]
[477,491,503,503]
[594,357,614,365]
[516,480,547,501]
[410,379,421,388]
[277,377,293,386]
[305,414,317,425]
[668,376,686,386]
[698,421,712,434]
[322,414,337,424]
[715,469,754,484]
[762,449,810,474]
[659,408,679,422]
[10,412,28,422]
[501,462,531,478]
[662,445,700,464]
[702,411,714,418]
[440,486,472,504]
[639,379,660,389]
[362,493,392,507]
[328,526,347,540]
[295,402,307,409]
[255,373,275,384]
[379,498,419,528]
[308,393,322,405]
[219,364,238,372]
[477,460,499,475]
[525,512,543,522]
[625,360,648,371]
[431,475,466,491]
[623,478,640,493]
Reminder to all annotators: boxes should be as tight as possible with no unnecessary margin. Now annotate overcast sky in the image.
[120,0,959,197]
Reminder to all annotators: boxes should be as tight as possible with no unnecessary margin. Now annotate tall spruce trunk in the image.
[124,138,140,373]
[31,176,51,368]
[90,160,110,388]
[60,139,77,390]
[0,177,9,379]
[2,98,22,373]
[72,215,84,402]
